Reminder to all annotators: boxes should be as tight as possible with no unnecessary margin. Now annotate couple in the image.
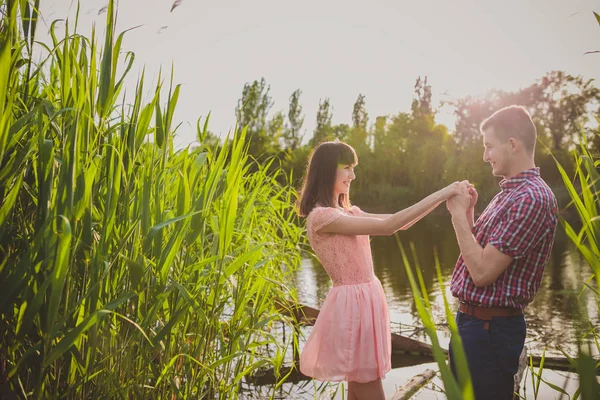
[296,105,558,400]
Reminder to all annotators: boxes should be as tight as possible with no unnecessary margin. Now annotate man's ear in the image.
[508,137,519,153]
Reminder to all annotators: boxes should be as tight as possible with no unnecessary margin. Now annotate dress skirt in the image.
[299,278,392,383]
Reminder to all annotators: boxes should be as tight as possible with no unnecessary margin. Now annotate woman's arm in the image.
[320,182,466,236]
[397,201,443,230]
[360,212,392,220]
[362,203,439,230]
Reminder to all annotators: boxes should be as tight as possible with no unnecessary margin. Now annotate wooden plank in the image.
[247,353,435,386]
[391,333,435,356]
[274,299,320,325]
[247,350,596,387]
[513,347,528,399]
[388,369,436,400]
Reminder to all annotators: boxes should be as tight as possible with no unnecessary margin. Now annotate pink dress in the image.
[300,206,392,383]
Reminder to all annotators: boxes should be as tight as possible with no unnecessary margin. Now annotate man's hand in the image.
[446,190,470,216]
[468,186,478,210]
[465,186,479,229]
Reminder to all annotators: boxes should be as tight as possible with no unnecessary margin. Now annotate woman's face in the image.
[333,163,356,198]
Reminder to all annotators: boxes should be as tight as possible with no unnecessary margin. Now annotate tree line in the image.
[225,71,600,212]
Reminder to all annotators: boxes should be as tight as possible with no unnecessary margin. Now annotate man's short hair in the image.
[480,105,537,154]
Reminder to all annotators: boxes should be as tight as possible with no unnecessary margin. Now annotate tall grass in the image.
[0,1,303,398]
[550,131,600,399]
[395,240,474,399]
[526,14,600,399]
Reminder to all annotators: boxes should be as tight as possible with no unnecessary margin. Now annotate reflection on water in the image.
[288,215,598,399]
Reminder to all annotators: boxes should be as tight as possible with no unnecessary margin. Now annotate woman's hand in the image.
[441,180,471,200]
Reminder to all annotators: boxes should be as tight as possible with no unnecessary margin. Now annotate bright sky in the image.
[38,0,600,147]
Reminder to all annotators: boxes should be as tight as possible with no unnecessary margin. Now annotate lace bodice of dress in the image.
[306,206,375,286]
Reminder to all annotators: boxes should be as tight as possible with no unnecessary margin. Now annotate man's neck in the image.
[504,163,535,179]
[505,159,536,179]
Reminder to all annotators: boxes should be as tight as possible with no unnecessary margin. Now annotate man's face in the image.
[482,128,512,178]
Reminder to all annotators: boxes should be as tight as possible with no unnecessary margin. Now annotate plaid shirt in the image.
[450,168,558,309]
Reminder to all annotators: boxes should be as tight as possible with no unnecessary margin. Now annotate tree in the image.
[532,71,600,151]
[352,94,368,132]
[268,111,285,148]
[235,78,278,157]
[311,97,333,145]
[450,71,600,152]
[371,116,390,183]
[283,89,304,150]
[411,76,433,116]
[331,123,351,142]
[348,94,369,151]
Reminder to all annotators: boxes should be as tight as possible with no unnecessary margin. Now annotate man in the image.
[446,105,558,399]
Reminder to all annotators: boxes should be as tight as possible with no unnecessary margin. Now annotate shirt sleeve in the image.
[487,197,550,259]
[308,207,343,235]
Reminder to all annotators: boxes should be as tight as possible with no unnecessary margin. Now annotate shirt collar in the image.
[499,167,540,192]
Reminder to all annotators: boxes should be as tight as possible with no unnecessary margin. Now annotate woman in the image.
[297,141,466,400]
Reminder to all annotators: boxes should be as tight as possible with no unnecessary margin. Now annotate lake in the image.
[254,214,597,399]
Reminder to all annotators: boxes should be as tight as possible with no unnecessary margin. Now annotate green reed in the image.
[395,239,474,399]
[548,130,600,399]
[0,1,303,398]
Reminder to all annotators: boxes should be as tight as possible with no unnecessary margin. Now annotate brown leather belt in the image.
[459,301,523,321]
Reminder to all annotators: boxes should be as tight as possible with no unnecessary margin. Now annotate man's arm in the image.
[467,207,475,230]
[450,207,513,287]
[447,193,512,287]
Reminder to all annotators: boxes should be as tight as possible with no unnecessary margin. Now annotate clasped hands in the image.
[445,180,477,217]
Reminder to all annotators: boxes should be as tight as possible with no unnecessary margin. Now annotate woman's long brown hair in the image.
[297,141,358,217]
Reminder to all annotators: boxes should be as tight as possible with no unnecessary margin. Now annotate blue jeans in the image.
[449,310,526,400]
